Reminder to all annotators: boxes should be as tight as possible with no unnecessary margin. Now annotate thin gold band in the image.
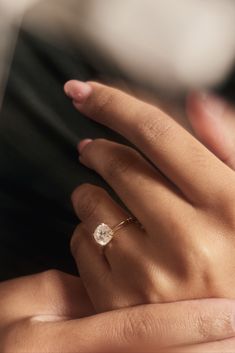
[93,217,141,247]
[112,217,138,234]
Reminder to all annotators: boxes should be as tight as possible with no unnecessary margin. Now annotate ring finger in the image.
[71,183,145,270]
[71,184,147,311]
[78,139,192,237]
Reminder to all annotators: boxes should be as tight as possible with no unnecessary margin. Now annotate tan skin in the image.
[68,81,235,308]
[2,271,235,353]
[1,87,235,352]
[65,80,235,351]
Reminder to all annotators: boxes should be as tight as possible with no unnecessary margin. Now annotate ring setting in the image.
[93,217,139,246]
[93,223,114,246]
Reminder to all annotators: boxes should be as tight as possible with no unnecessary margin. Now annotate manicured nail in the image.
[64,80,92,103]
[78,139,93,154]
[198,91,226,119]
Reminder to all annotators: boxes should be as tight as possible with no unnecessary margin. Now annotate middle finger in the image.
[65,81,233,204]
[78,138,191,234]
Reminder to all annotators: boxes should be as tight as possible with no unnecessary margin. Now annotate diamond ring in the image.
[93,217,139,246]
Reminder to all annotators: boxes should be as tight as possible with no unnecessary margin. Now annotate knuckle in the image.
[217,310,234,333]
[136,114,173,146]
[193,312,211,341]
[72,184,105,221]
[121,310,155,344]
[40,269,65,285]
[106,156,130,179]
[104,148,139,181]
[91,89,116,117]
[195,308,233,340]
[30,270,69,308]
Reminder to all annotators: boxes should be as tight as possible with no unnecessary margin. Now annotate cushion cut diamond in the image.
[93,223,114,246]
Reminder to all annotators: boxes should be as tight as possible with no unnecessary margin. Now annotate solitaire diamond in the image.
[93,223,114,246]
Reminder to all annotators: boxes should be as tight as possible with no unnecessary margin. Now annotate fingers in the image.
[72,183,132,240]
[51,299,235,351]
[71,183,144,255]
[71,223,110,309]
[77,139,190,233]
[71,184,146,311]
[64,80,233,204]
[6,299,235,353]
[0,271,93,325]
[187,91,235,169]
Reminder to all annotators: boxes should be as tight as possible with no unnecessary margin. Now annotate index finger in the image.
[11,299,235,353]
[65,81,233,204]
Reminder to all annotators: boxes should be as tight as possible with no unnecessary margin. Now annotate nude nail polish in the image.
[78,139,93,154]
[64,81,92,103]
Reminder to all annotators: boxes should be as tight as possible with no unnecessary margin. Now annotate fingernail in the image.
[64,80,92,103]
[78,139,93,154]
[198,91,226,119]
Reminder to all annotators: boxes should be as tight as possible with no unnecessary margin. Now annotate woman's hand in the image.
[187,91,235,169]
[0,270,94,352]
[3,271,235,352]
[64,80,235,313]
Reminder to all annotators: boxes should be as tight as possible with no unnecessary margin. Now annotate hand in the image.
[64,80,235,313]
[187,91,235,169]
[0,270,94,352]
[3,271,235,352]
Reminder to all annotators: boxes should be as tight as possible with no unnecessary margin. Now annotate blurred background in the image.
[1,0,235,104]
[0,0,38,104]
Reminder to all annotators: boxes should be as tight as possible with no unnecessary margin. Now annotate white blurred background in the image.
[1,0,235,104]
[0,0,39,104]
[78,0,235,94]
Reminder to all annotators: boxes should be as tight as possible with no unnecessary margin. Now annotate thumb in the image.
[186,92,235,169]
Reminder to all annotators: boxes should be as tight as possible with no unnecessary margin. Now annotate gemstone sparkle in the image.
[93,223,114,246]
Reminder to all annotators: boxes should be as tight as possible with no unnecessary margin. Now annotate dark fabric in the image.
[0,30,124,281]
[218,68,235,103]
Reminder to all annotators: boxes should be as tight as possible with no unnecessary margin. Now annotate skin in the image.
[1,85,235,352]
[67,81,235,307]
[2,271,235,352]
[65,79,235,351]
[187,91,235,169]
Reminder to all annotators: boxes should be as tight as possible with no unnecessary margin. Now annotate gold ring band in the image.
[93,217,139,247]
